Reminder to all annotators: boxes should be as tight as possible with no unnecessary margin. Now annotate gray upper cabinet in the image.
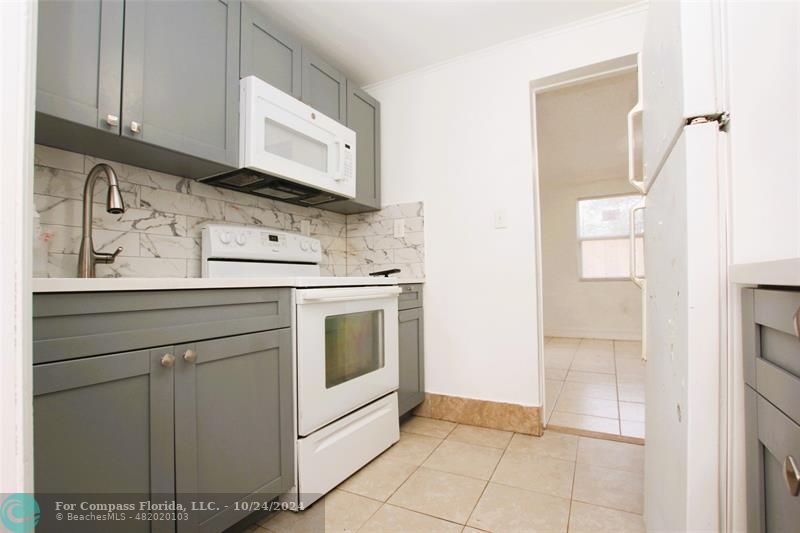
[36,0,123,134]
[240,2,301,98]
[34,347,175,533]
[175,330,294,533]
[301,49,346,123]
[327,81,382,213]
[122,0,240,167]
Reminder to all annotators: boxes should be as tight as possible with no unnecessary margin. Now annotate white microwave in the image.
[201,76,356,206]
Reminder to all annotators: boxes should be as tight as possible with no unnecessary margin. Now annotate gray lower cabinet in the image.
[36,0,123,134]
[122,0,240,167]
[34,347,175,533]
[240,2,301,98]
[301,49,346,124]
[33,289,295,533]
[398,285,424,416]
[326,82,382,214]
[742,288,800,532]
[175,330,294,533]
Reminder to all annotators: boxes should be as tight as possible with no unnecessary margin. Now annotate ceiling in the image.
[536,69,638,185]
[252,1,638,86]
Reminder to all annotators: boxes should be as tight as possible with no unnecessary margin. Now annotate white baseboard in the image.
[544,327,642,341]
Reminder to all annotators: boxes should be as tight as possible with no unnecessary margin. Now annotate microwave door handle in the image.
[333,140,344,182]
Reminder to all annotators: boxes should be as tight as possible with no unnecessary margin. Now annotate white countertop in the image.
[33,276,417,293]
[730,258,800,286]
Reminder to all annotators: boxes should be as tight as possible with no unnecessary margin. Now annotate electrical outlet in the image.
[300,220,311,236]
[494,209,508,229]
[394,219,405,238]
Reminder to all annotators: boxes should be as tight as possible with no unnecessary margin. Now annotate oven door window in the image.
[325,310,385,388]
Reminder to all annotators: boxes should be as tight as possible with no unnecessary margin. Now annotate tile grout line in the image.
[463,425,516,529]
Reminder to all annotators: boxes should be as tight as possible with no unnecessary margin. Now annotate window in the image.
[577,194,644,280]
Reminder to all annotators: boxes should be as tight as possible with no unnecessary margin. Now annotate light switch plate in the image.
[300,220,311,236]
[394,219,405,238]
[494,209,508,229]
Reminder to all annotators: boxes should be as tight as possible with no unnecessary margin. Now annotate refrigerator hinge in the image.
[686,112,730,131]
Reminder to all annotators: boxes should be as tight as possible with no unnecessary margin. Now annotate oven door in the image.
[295,286,400,436]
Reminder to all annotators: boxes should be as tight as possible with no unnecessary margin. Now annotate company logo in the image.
[0,494,40,533]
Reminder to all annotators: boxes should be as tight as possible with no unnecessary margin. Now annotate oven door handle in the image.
[297,286,401,304]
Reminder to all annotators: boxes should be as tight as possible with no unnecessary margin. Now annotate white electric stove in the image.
[201,223,400,507]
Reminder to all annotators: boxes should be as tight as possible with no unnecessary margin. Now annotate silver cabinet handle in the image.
[130,121,142,134]
[160,353,176,368]
[183,349,197,364]
[793,306,800,338]
[785,455,800,496]
[105,114,119,127]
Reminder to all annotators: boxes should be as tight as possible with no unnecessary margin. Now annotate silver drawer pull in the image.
[105,114,119,127]
[793,306,800,338]
[785,455,800,497]
[183,349,197,364]
[130,121,141,134]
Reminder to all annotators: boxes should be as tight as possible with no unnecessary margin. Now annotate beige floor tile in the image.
[546,379,564,422]
[576,437,644,473]
[423,439,503,480]
[548,337,582,347]
[491,450,575,499]
[618,382,645,403]
[548,412,620,435]
[467,482,570,533]
[506,431,578,462]
[621,420,645,439]
[568,501,645,532]
[576,340,614,357]
[619,401,645,423]
[545,350,575,370]
[569,354,615,374]
[573,464,644,514]
[565,370,616,385]
[554,393,619,419]
[447,424,513,449]
[388,467,486,524]
[463,528,490,533]
[401,416,457,438]
[613,340,642,356]
[262,490,381,533]
[358,504,462,533]
[561,381,618,401]
[381,432,442,465]
[546,367,568,381]
[338,455,417,502]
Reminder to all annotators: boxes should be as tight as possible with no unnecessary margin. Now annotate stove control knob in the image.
[219,231,232,244]
[300,240,309,251]
[236,233,247,246]
[310,241,320,252]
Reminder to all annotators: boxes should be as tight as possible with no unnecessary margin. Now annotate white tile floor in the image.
[544,337,645,440]
[247,418,645,533]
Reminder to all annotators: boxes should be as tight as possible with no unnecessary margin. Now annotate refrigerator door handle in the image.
[627,100,646,194]
[629,199,646,288]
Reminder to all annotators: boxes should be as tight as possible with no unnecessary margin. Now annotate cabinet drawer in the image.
[745,387,800,532]
[33,288,291,364]
[743,288,800,420]
[398,284,424,310]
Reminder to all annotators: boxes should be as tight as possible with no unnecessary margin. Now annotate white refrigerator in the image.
[637,1,727,531]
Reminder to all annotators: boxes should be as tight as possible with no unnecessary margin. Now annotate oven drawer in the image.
[745,387,800,532]
[743,288,800,424]
[297,392,399,506]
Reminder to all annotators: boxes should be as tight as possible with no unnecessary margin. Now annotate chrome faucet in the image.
[77,163,127,278]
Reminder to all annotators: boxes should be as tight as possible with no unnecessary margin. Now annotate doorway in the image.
[532,60,645,441]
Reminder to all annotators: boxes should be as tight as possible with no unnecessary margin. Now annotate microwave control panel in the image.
[343,144,354,180]
[201,223,321,263]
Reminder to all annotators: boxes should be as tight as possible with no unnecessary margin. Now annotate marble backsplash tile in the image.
[33,145,423,279]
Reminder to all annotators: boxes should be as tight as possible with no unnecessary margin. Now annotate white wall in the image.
[367,5,646,406]
[541,177,642,340]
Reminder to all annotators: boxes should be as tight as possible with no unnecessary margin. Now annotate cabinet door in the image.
[398,308,425,416]
[36,0,123,134]
[175,329,294,533]
[34,348,175,533]
[122,0,240,166]
[240,2,301,98]
[301,49,346,123]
